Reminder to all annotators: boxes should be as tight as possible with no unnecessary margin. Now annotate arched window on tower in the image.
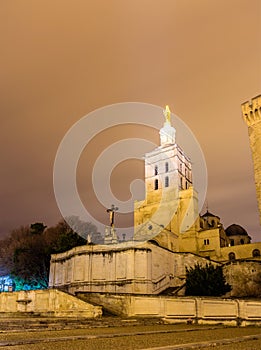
[154,179,158,190]
[154,165,158,175]
[165,176,169,188]
[252,249,260,257]
[211,220,216,227]
[228,252,236,261]
[165,162,169,172]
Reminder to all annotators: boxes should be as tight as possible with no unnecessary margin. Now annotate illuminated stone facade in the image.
[49,241,213,295]
[134,107,199,251]
[49,103,261,296]
[133,105,261,262]
[242,95,261,225]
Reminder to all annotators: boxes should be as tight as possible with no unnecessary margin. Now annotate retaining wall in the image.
[78,292,261,326]
[0,289,102,318]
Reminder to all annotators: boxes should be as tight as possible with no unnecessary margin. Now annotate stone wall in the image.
[78,292,261,326]
[49,242,214,295]
[218,242,261,262]
[224,260,261,297]
[49,241,261,298]
[0,289,102,317]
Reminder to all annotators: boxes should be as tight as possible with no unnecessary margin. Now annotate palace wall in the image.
[242,95,261,224]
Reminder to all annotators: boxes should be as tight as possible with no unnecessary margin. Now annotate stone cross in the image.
[106,204,119,227]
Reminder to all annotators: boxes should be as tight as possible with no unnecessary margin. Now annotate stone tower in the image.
[134,106,199,251]
[242,95,261,225]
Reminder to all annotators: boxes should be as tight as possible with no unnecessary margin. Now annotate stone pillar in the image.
[242,95,261,224]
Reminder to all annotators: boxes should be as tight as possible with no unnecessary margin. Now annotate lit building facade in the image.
[49,102,261,295]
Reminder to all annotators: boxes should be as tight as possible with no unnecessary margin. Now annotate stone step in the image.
[0,316,163,331]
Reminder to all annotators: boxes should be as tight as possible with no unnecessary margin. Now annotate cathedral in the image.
[49,97,261,295]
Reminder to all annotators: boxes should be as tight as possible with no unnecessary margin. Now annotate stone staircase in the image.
[159,283,186,296]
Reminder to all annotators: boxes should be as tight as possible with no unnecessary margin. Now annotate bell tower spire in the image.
[160,105,176,146]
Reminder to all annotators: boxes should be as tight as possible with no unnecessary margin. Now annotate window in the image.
[230,239,234,246]
[186,181,188,189]
[228,252,236,261]
[179,163,182,172]
[154,165,158,175]
[240,239,244,245]
[154,179,158,190]
[252,249,260,257]
[165,162,169,172]
[180,177,183,188]
[165,176,169,187]
[204,239,209,245]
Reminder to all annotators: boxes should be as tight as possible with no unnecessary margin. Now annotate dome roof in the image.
[225,224,248,237]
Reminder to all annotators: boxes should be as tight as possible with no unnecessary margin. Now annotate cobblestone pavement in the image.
[0,317,260,349]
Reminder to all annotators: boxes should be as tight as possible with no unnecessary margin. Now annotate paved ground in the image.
[0,317,261,349]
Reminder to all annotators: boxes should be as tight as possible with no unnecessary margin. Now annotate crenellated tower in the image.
[242,94,261,225]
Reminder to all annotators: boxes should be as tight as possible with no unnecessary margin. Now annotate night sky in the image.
[1,1,260,241]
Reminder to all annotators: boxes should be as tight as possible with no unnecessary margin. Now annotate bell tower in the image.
[134,106,199,250]
[242,95,261,225]
[144,106,192,205]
